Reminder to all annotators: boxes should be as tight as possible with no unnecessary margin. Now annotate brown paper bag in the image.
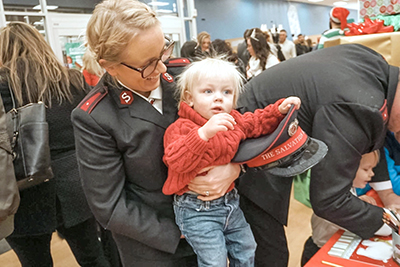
[324,32,400,67]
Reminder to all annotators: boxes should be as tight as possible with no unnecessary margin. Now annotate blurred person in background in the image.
[180,40,197,61]
[0,21,109,267]
[278,29,296,60]
[82,49,104,87]
[0,96,20,241]
[294,34,309,56]
[237,29,251,69]
[262,30,278,57]
[246,28,279,80]
[317,7,350,50]
[212,38,246,77]
[194,31,213,59]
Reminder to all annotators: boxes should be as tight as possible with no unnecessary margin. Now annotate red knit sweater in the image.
[162,99,285,195]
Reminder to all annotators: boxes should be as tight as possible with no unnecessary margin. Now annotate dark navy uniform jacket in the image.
[71,59,195,262]
[237,44,399,239]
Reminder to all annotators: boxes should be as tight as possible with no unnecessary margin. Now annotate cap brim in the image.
[265,137,328,177]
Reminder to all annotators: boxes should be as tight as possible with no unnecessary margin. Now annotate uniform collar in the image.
[117,79,162,103]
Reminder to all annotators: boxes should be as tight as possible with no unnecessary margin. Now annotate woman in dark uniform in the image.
[71,0,240,266]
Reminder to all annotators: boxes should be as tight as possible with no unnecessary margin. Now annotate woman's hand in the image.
[278,96,301,114]
[188,163,241,201]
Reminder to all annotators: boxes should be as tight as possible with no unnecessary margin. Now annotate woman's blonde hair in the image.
[82,49,104,77]
[370,150,380,166]
[177,56,245,108]
[0,21,78,106]
[86,0,159,64]
[196,31,211,49]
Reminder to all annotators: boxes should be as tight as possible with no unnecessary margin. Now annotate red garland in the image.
[345,17,394,36]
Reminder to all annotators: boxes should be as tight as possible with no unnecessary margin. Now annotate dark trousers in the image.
[6,217,110,267]
[99,227,122,267]
[126,255,198,267]
[300,236,320,267]
[240,195,289,267]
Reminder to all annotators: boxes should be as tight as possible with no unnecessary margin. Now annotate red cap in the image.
[330,7,350,30]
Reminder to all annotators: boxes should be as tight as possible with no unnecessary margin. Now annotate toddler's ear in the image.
[185,90,194,107]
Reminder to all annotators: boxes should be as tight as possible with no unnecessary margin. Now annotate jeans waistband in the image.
[174,188,238,206]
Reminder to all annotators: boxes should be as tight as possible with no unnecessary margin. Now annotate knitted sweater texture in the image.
[163,99,284,195]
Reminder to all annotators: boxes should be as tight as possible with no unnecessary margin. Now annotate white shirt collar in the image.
[117,79,163,114]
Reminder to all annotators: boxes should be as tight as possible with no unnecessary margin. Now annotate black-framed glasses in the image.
[121,36,175,78]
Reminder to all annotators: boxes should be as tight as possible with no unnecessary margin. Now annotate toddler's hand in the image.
[198,113,236,141]
[278,96,301,114]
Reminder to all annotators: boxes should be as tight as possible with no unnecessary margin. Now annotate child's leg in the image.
[224,190,256,267]
[173,194,229,267]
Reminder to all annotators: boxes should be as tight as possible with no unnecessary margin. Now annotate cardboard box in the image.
[324,32,400,67]
[359,0,400,18]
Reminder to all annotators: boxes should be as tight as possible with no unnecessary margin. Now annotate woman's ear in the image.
[99,59,118,76]
[184,90,194,107]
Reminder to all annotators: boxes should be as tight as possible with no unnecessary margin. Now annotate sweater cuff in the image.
[271,98,286,119]
[184,129,209,155]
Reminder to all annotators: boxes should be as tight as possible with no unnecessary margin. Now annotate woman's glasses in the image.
[121,36,175,78]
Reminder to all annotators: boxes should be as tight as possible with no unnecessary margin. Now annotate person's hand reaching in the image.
[278,96,301,114]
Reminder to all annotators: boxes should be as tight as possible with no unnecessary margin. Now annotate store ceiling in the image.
[289,0,359,10]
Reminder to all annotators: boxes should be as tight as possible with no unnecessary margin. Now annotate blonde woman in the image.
[194,31,213,59]
[71,0,241,265]
[82,49,104,86]
[0,22,109,267]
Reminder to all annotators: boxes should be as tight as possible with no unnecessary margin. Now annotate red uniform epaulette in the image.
[78,87,108,114]
[165,57,191,67]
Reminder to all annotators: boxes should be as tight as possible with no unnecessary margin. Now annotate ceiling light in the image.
[147,2,169,7]
[308,0,323,2]
[33,5,58,10]
[333,1,348,6]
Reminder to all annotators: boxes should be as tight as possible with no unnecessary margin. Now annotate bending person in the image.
[237,44,400,266]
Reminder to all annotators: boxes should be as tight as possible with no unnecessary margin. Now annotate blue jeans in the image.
[173,188,256,267]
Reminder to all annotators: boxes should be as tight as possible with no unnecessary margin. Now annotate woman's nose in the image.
[156,60,167,74]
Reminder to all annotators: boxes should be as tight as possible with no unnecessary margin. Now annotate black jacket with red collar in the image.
[71,58,195,261]
[237,44,399,239]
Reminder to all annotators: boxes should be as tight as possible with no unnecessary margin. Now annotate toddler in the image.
[301,150,392,266]
[162,57,300,266]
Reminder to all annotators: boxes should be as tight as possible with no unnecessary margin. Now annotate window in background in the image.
[143,0,178,17]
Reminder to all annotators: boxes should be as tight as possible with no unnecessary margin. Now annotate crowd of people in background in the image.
[181,27,315,82]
